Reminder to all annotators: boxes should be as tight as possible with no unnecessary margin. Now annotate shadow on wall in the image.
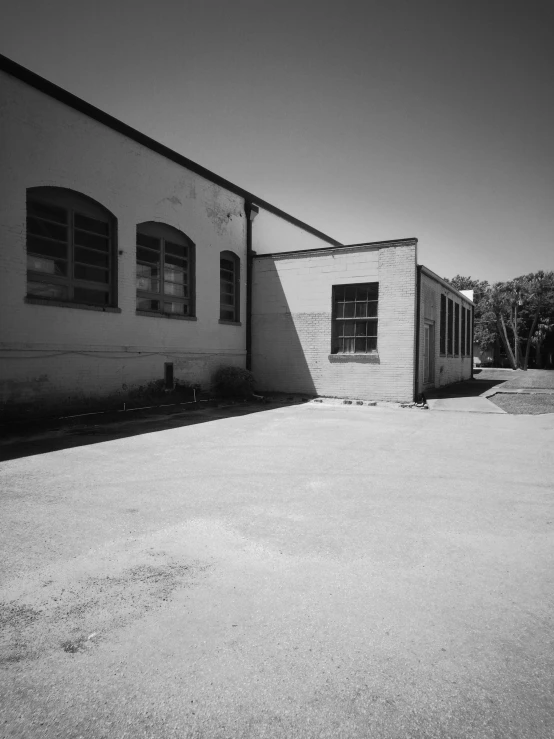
[251,262,317,396]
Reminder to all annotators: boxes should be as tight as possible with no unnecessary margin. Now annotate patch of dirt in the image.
[0,553,211,665]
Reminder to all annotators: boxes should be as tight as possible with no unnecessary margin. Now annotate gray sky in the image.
[1,0,553,282]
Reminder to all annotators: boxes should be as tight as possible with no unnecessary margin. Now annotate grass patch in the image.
[490,393,554,415]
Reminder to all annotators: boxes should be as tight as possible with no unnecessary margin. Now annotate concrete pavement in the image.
[1,403,553,738]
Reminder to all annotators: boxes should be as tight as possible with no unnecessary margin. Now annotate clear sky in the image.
[1,0,552,282]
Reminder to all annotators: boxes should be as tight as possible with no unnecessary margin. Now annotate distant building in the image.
[0,54,473,418]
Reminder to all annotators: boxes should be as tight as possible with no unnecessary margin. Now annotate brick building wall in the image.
[0,70,247,415]
[416,268,473,395]
[252,240,418,402]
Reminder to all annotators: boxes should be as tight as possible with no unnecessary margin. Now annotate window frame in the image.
[440,294,446,355]
[219,250,240,323]
[26,187,117,308]
[461,306,466,356]
[447,298,454,355]
[454,302,460,356]
[331,283,379,355]
[136,221,195,318]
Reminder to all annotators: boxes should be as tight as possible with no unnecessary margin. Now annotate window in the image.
[440,294,446,355]
[454,303,460,355]
[220,251,240,322]
[136,222,195,317]
[332,283,378,354]
[466,308,472,356]
[447,298,454,355]
[26,187,116,307]
[461,306,466,356]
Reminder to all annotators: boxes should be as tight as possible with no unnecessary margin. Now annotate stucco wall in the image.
[252,242,418,402]
[417,269,473,395]
[0,71,247,414]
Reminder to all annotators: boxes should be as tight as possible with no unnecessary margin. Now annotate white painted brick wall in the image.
[252,243,417,402]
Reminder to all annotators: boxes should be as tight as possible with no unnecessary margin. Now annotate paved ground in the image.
[1,402,554,738]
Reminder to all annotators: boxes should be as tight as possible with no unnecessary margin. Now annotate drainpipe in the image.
[244,202,259,371]
[414,265,422,401]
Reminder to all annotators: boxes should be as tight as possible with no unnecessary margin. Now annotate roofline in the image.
[419,265,474,303]
[254,237,418,260]
[0,53,342,248]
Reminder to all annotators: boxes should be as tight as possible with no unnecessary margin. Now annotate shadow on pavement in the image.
[424,373,506,400]
[0,398,307,463]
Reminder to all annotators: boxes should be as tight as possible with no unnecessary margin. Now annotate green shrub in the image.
[213,366,255,399]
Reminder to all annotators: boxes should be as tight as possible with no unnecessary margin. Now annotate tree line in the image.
[445,272,554,370]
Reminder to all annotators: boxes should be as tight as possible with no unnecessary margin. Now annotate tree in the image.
[444,276,496,352]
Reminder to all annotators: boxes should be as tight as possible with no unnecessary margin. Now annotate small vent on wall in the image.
[164,362,174,389]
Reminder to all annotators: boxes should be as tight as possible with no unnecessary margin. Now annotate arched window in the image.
[136,222,195,317]
[26,187,116,307]
[220,251,240,322]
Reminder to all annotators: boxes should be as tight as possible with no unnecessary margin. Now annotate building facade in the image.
[0,55,472,418]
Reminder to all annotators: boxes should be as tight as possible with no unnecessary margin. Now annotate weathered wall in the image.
[252,242,418,402]
[0,70,247,414]
[417,269,473,395]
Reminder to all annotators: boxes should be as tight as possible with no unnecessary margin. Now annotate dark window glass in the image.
[136,223,194,317]
[447,299,454,355]
[467,309,472,356]
[454,303,460,355]
[461,306,466,356]
[26,189,115,307]
[220,251,239,322]
[440,294,446,354]
[332,283,379,354]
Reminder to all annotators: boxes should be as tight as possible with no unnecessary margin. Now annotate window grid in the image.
[220,251,239,322]
[332,284,378,354]
[136,225,193,316]
[447,298,454,355]
[454,302,460,356]
[26,192,114,306]
[440,294,446,354]
[461,306,466,356]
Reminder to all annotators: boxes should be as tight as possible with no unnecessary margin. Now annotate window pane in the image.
[220,309,235,321]
[165,241,187,258]
[137,233,161,251]
[221,292,234,306]
[28,235,67,259]
[27,201,67,224]
[73,287,109,305]
[137,247,160,265]
[221,258,234,271]
[344,286,356,301]
[367,319,378,337]
[367,336,377,352]
[27,281,68,300]
[336,302,345,318]
[75,247,110,268]
[137,299,160,311]
[355,286,368,301]
[74,213,109,235]
[343,337,355,353]
[137,277,160,292]
[164,265,186,283]
[342,321,355,337]
[74,229,110,252]
[355,322,367,336]
[355,302,368,317]
[344,302,355,318]
[355,337,366,352]
[137,263,159,278]
[334,286,344,302]
[164,281,185,297]
[163,301,187,315]
[27,217,67,241]
[74,264,109,283]
[27,255,67,276]
[366,284,379,300]
[165,252,186,268]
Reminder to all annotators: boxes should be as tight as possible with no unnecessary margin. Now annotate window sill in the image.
[218,319,242,326]
[25,297,121,313]
[328,353,380,364]
[136,310,197,321]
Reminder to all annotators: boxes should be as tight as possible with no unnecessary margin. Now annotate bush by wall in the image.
[212,366,255,399]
